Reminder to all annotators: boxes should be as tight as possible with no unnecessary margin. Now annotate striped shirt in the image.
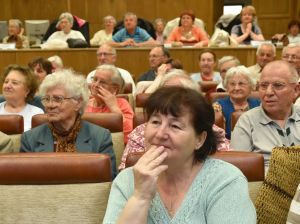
[112,26,151,43]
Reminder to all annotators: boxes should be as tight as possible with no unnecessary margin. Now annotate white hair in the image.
[224,65,256,89]
[39,69,89,114]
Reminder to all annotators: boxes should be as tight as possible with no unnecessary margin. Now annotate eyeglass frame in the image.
[41,95,75,106]
[96,52,115,57]
[282,54,300,61]
[257,81,297,91]
[91,76,118,88]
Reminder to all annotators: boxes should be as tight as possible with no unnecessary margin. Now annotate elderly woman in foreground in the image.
[20,69,117,178]
[213,65,260,139]
[119,69,230,170]
[103,87,256,223]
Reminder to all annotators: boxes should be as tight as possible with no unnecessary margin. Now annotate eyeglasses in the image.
[282,54,300,60]
[258,82,296,91]
[96,52,114,57]
[149,54,163,59]
[91,77,115,87]
[228,81,249,88]
[41,95,74,105]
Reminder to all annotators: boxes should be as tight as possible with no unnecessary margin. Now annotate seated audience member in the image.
[230,60,300,168]
[273,20,300,45]
[153,18,166,44]
[86,44,136,94]
[0,131,13,153]
[108,12,157,47]
[28,57,53,83]
[217,56,240,92]
[213,66,260,139]
[85,65,133,144]
[104,87,256,223]
[90,15,116,46]
[2,19,29,48]
[230,5,264,45]
[247,42,276,84]
[190,49,222,82]
[141,58,183,94]
[0,65,44,132]
[282,43,300,77]
[120,69,231,170]
[167,10,209,47]
[138,46,170,82]
[48,55,64,72]
[46,12,86,44]
[20,69,117,178]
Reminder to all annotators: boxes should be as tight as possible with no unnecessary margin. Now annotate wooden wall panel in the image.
[253,0,294,39]
[0,0,297,41]
[0,48,283,81]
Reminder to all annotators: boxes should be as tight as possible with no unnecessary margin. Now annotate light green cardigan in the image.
[103,158,256,224]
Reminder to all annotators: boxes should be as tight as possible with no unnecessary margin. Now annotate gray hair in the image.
[8,19,23,29]
[282,43,300,55]
[39,69,89,114]
[59,12,74,26]
[224,65,256,89]
[48,55,63,69]
[159,69,201,93]
[153,18,165,28]
[256,42,276,56]
[98,43,117,55]
[124,12,137,22]
[218,56,240,70]
[103,15,116,25]
[95,64,124,93]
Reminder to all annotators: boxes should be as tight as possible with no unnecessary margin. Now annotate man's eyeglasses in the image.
[96,52,114,57]
[41,95,74,105]
[258,82,296,91]
[282,54,300,61]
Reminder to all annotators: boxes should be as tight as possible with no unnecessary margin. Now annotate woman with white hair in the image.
[2,19,29,48]
[90,15,116,46]
[46,12,86,43]
[20,69,117,178]
[213,65,260,139]
[86,64,134,144]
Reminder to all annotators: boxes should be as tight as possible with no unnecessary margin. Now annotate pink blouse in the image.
[167,26,209,45]
[85,97,134,144]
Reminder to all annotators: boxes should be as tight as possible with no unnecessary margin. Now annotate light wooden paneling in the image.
[0,47,283,81]
[253,0,295,39]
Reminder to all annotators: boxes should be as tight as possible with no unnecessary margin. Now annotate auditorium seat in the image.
[0,114,23,134]
[135,93,150,112]
[231,110,244,131]
[125,151,264,181]
[0,115,24,152]
[0,153,112,223]
[199,81,218,93]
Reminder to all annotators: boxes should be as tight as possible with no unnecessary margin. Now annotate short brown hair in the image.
[1,64,39,102]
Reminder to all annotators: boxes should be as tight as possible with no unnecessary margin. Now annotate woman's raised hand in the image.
[132,145,168,201]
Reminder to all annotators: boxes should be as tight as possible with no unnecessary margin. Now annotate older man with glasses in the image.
[86,44,136,94]
[230,60,300,170]
[282,43,300,78]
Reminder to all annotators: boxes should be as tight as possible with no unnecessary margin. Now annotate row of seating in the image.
[0,113,264,222]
